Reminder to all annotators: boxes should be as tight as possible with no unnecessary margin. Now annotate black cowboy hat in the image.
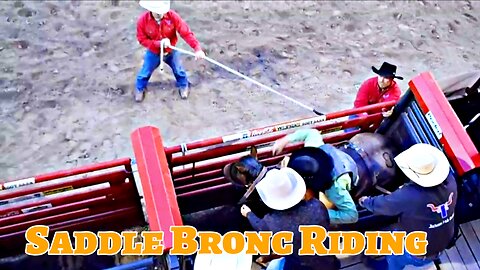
[287,147,335,192]
[372,62,403,80]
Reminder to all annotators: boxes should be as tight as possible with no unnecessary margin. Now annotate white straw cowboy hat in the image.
[394,143,450,187]
[194,253,252,270]
[139,0,170,14]
[255,167,306,210]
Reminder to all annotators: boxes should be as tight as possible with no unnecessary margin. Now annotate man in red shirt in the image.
[345,62,402,132]
[354,62,403,111]
[135,0,205,102]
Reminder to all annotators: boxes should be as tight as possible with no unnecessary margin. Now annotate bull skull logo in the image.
[426,192,454,219]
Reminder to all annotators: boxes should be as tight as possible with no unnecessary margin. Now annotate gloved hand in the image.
[194,50,206,60]
[382,107,394,118]
[358,196,369,208]
[272,137,290,156]
[160,38,171,48]
[240,204,251,217]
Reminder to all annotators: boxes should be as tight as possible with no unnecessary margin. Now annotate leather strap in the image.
[238,167,268,204]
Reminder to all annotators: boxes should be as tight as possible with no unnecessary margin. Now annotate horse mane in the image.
[238,155,263,181]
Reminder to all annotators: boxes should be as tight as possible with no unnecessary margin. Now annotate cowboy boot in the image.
[178,85,189,99]
[134,88,146,103]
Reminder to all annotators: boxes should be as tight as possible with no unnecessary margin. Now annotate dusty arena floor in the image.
[1,0,479,180]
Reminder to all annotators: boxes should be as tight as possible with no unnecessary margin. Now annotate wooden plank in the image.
[438,251,455,270]
[444,241,468,270]
[460,223,480,267]
[404,263,436,270]
[469,219,480,244]
[453,233,480,269]
[465,220,480,269]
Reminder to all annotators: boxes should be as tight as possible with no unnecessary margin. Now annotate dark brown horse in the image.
[223,132,401,203]
[181,132,401,235]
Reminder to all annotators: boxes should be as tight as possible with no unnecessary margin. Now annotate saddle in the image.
[339,133,400,199]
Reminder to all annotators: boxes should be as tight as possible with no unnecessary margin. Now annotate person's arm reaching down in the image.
[325,174,358,224]
[359,188,407,216]
[272,129,324,155]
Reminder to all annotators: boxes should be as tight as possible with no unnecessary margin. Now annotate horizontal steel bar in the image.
[0,170,128,201]
[165,101,394,155]
[1,158,131,190]
[169,113,381,167]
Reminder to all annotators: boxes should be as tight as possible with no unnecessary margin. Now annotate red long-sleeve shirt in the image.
[136,10,201,55]
[353,77,401,108]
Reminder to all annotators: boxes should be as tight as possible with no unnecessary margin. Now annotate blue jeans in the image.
[266,257,285,270]
[386,251,436,270]
[136,49,188,91]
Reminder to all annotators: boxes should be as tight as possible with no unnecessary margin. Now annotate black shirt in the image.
[247,199,339,270]
[363,174,457,256]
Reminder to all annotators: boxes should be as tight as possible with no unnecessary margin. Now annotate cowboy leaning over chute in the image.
[358,143,458,270]
[240,167,340,270]
[272,128,359,225]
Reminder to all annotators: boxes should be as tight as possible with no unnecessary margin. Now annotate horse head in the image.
[223,146,264,187]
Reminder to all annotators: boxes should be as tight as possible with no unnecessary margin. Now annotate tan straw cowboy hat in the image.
[139,0,170,14]
[255,167,306,210]
[394,143,450,187]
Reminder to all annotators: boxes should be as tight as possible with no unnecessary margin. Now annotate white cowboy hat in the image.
[255,167,306,210]
[139,0,170,14]
[193,253,252,270]
[394,143,450,187]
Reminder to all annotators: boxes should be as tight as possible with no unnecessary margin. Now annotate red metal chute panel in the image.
[131,126,183,251]
[409,72,480,175]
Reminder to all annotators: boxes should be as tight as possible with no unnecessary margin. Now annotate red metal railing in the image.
[128,102,391,250]
[168,112,384,168]
[0,157,144,255]
[164,101,395,156]
[0,158,132,191]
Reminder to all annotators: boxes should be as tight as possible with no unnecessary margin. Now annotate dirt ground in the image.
[1,0,479,181]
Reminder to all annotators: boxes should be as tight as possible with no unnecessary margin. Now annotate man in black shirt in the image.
[241,167,339,270]
[359,143,457,269]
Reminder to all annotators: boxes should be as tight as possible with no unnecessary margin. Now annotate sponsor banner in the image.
[2,177,36,190]
[322,126,343,134]
[43,186,74,196]
[425,111,443,140]
[0,210,21,218]
[0,192,44,206]
[221,116,327,143]
[21,203,53,214]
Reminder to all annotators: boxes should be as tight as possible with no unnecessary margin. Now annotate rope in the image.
[159,41,165,72]
[159,39,323,115]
